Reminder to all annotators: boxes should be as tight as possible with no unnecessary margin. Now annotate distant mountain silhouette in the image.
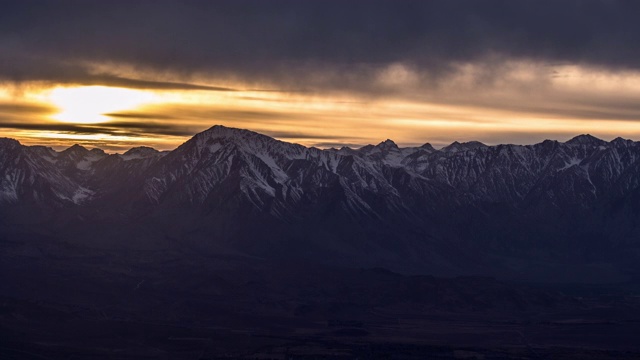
[1,126,640,282]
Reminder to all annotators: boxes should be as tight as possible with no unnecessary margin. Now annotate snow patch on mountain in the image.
[72,187,94,204]
[561,158,582,170]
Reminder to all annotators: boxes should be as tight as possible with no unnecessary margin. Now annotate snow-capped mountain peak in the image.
[196,125,272,143]
[121,146,161,160]
[610,137,634,147]
[376,139,399,150]
[420,143,436,152]
[61,144,89,156]
[566,134,607,147]
[442,140,486,153]
[0,137,21,149]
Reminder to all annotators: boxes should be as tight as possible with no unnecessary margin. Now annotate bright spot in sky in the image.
[48,86,154,124]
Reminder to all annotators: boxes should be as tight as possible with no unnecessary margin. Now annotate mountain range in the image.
[1,125,640,282]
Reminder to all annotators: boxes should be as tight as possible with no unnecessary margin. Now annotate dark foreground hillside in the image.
[1,233,640,359]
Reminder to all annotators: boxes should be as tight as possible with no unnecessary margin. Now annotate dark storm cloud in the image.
[0,52,237,90]
[104,121,199,136]
[0,118,360,146]
[0,122,105,134]
[85,75,237,92]
[206,109,303,121]
[0,120,197,137]
[2,0,640,88]
[105,112,176,120]
[107,107,305,122]
[0,102,54,115]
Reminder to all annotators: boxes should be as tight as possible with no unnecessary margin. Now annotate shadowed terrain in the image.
[2,126,640,358]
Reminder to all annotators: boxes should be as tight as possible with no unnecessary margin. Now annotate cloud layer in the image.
[3,1,640,86]
[2,1,640,150]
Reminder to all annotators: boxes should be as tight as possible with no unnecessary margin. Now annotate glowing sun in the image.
[48,86,154,124]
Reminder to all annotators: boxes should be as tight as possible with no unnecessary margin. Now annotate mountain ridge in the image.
[1,125,640,281]
[5,128,634,154]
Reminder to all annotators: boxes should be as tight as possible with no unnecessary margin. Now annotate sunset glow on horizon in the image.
[47,86,156,124]
[3,64,640,153]
[3,1,640,152]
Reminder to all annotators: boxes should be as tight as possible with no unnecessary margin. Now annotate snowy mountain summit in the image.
[1,126,640,279]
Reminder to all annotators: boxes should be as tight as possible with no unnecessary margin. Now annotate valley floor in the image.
[2,234,640,359]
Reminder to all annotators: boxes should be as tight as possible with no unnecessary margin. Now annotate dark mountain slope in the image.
[1,127,640,281]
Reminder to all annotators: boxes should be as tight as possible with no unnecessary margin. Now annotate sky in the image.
[2,0,640,151]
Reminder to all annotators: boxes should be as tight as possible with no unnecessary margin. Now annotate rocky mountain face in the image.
[1,125,640,281]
